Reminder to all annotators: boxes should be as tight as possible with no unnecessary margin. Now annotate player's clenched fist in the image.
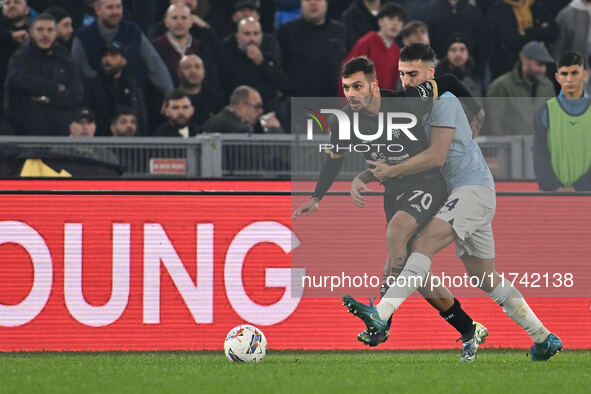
[291,198,320,219]
[366,160,397,183]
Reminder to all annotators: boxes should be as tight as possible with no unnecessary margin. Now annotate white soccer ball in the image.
[224,324,267,363]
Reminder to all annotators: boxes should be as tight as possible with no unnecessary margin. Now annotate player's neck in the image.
[563,87,583,99]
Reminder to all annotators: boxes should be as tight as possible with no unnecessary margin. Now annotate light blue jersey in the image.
[425,92,495,192]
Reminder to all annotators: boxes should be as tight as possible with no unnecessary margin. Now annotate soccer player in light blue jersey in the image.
[344,44,561,362]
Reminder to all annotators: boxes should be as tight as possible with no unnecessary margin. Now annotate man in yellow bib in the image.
[533,51,591,191]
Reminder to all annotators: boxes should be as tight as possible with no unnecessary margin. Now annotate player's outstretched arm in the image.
[350,169,376,208]
[291,156,344,220]
[291,198,320,219]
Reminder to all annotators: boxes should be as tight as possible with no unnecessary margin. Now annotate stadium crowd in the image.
[0,0,589,188]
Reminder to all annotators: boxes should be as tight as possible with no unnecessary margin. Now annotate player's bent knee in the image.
[385,226,412,247]
[386,212,419,245]
[412,218,455,257]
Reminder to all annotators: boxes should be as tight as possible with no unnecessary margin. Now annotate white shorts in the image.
[434,185,496,259]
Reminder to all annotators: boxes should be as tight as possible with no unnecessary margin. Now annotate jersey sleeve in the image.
[321,111,351,159]
[429,94,460,129]
[434,73,481,121]
[311,155,344,200]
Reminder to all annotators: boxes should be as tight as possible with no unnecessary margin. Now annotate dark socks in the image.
[440,298,474,341]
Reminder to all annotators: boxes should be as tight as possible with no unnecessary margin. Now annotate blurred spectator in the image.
[222,17,289,118]
[436,33,483,97]
[342,0,382,49]
[341,3,405,93]
[6,13,83,136]
[85,40,148,136]
[110,107,138,136]
[45,0,94,30]
[151,0,212,36]
[278,0,347,97]
[533,52,591,191]
[427,0,487,78]
[149,0,224,76]
[487,0,558,79]
[0,0,31,115]
[52,107,120,167]
[203,85,283,133]
[153,88,201,137]
[231,0,260,26]
[553,0,591,61]
[72,0,173,95]
[178,54,223,126]
[207,0,276,38]
[400,20,431,47]
[67,108,97,137]
[487,41,555,135]
[44,6,73,49]
[153,2,221,90]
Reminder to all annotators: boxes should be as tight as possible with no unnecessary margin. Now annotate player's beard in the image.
[348,90,374,112]
[359,91,374,115]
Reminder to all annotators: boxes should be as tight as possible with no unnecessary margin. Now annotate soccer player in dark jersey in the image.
[292,56,487,360]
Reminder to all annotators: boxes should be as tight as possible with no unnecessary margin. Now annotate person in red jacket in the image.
[339,3,405,95]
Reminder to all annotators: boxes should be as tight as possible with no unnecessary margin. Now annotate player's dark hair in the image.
[342,56,377,81]
[163,88,190,107]
[557,51,585,69]
[110,107,136,125]
[400,43,437,64]
[377,3,406,21]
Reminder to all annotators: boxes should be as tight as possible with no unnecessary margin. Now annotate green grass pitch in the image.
[0,350,589,393]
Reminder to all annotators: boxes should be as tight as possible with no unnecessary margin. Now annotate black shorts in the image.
[383,171,449,228]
